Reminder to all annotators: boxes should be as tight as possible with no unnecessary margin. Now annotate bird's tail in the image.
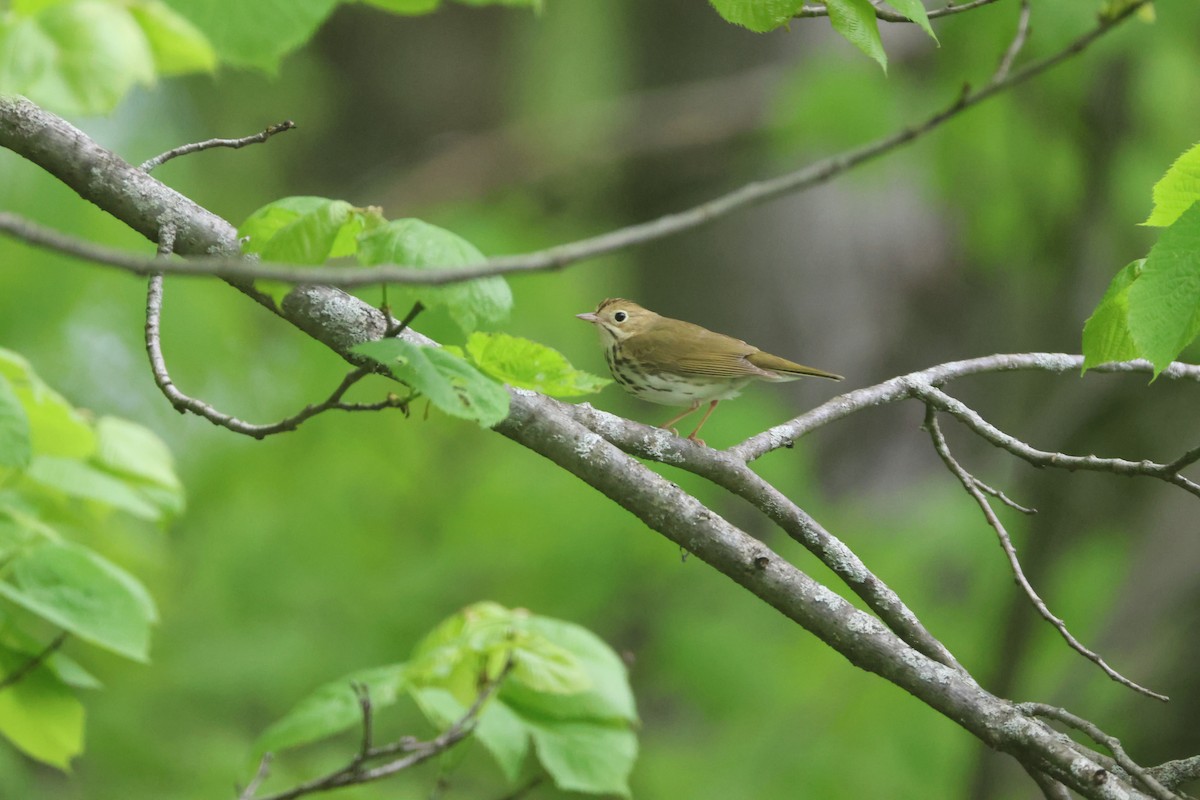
[747,352,844,381]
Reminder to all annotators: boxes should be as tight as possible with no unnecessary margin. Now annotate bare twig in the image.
[145,274,408,439]
[237,755,274,800]
[140,120,296,173]
[0,633,67,692]
[796,0,1004,22]
[242,663,514,800]
[733,353,1200,462]
[918,384,1200,499]
[0,2,1150,290]
[992,0,1033,83]
[386,302,425,338]
[925,407,1167,702]
[1018,703,1181,800]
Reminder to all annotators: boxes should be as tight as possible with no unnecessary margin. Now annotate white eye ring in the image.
[613,311,628,323]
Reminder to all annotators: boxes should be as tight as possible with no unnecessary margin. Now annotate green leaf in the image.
[0,375,32,471]
[466,333,611,397]
[1144,141,1200,227]
[827,0,887,72]
[0,541,155,661]
[706,0,805,32]
[501,617,636,725]
[471,695,531,782]
[354,339,510,428]
[25,457,163,521]
[1,0,157,116]
[0,626,102,690]
[1125,202,1200,373]
[1082,260,1145,371]
[0,350,95,461]
[159,0,339,73]
[128,0,217,75]
[527,720,637,798]
[93,417,181,493]
[357,219,512,335]
[881,0,936,42]
[239,196,364,264]
[239,197,369,304]
[360,0,443,12]
[256,664,408,754]
[410,686,531,784]
[0,646,84,769]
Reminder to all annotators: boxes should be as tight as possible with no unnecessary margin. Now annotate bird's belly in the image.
[623,372,749,406]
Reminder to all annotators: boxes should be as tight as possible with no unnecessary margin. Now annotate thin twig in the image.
[386,302,425,338]
[0,2,1150,290]
[992,0,1033,83]
[0,633,67,691]
[732,353,1200,462]
[243,662,514,800]
[796,0,1003,22]
[145,273,408,439]
[919,384,1200,499]
[925,407,1167,702]
[1018,703,1181,800]
[140,121,296,173]
[237,755,274,800]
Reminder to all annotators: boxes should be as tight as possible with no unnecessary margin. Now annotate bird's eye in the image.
[613,311,628,323]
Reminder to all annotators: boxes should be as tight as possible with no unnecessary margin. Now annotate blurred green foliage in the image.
[1,1,1199,799]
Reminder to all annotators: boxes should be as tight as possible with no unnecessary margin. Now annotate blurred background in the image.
[2,1,1199,797]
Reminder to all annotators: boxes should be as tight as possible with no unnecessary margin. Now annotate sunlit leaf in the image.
[357,219,512,335]
[239,196,365,264]
[882,0,936,42]
[1144,142,1200,228]
[827,0,887,72]
[26,457,163,521]
[128,0,217,75]
[706,0,805,32]
[1125,202,1200,373]
[93,417,181,493]
[1082,260,1144,371]
[160,0,338,72]
[466,333,610,397]
[527,720,636,798]
[0,349,95,461]
[361,0,442,10]
[0,375,32,471]
[0,0,156,116]
[354,339,510,428]
[0,646,84,769]
[0,541,155,661]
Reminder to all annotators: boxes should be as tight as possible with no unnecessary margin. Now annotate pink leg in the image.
[686,400,720,444]
[659,401,701,433]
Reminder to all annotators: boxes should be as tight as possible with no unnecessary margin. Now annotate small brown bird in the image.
[577,298,843,442]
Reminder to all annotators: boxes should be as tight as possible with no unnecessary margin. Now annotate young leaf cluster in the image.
[1083,142,1200,374]
[240,197,609,428]
[0,0,215,116]
[0,349,181,769]
[708,0,937,71]
[256,602,638,797]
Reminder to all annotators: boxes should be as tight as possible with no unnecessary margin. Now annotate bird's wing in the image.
[623,325,774,379]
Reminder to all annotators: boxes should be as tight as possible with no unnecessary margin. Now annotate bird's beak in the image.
[576,312,599,323]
